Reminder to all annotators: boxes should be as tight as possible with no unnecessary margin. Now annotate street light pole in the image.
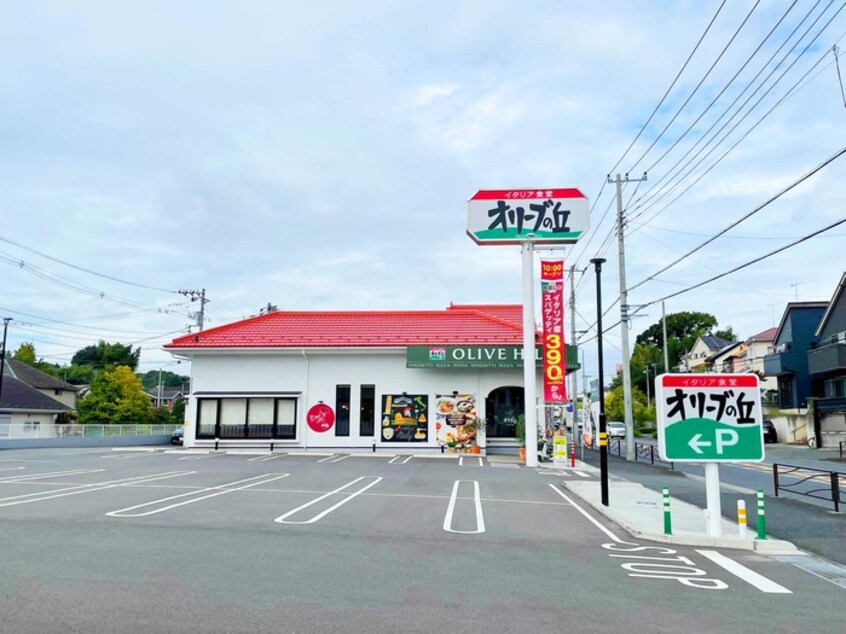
[591,258,609,507]
[0,317,12,404]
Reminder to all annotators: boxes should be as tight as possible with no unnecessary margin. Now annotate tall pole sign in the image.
[468,188,589,467]
[540,260,567,404]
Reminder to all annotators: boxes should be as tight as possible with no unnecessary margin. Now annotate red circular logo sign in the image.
[306,403,335,433]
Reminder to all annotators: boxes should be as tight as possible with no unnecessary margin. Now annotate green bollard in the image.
[756,489,766,540]
[663,486,672,535]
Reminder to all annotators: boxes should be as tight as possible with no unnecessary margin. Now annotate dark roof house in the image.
[4,359,78,392]
[0,376,70,413]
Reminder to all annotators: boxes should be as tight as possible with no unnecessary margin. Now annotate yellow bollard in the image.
[737,500,748,539]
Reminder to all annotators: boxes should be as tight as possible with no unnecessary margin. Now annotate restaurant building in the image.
[164,304,578,453]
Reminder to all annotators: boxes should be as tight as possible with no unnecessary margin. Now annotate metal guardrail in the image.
[773,463,845,512]
[0,424,181,439]
[593,437,674,469]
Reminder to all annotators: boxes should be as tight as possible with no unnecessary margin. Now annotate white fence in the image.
[0,424,182,440]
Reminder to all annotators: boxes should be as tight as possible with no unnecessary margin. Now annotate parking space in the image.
[0,447,844,633]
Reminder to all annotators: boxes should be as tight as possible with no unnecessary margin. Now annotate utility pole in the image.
[179,289,209,331]
[609,172,647,462]
[157,367,163,408]
[662,301,670,373]
[0,317,11,404]
[568,265,586,444]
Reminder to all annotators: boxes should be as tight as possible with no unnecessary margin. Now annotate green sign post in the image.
[656,374,764,463]
[656,373,764,539]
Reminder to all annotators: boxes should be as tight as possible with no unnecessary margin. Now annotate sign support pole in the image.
[704,463,722,537]
[522,241,538,467]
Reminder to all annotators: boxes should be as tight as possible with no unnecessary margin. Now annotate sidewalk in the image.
[554,460,796,553]
[573,451,846,565]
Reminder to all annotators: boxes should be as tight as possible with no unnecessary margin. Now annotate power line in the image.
[0,234,179,293]
[607,0,727,175]
[640,0,801,175]
[627,0,762,172]
[627,145,846,293]
[628,1,843,223]
[628,33,844,233]
[637,216,846,308]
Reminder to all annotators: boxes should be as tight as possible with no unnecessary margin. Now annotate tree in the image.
[71,341,141,371]
[11,342,61,376]
[140,370,189,391]
[12,342,37,365]
[170,396,186,426]
[77,366,155,425]
[605,385,655,426]
[714,327,737,343]
[635,311,735,371]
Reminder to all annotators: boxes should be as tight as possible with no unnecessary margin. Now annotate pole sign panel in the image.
[540,260,567,403]
[553,435,569,465]
[656,374,764,463]
[467,188,589,245]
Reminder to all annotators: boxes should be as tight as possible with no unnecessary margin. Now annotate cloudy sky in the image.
[1,0,844,382]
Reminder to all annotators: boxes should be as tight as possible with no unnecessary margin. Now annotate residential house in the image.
[740,328,778,394]
[704,341,744,373]
[679,335,734,372]
[0,376,71,438]
[145,388,184,411]
[808,272,846,448]
[763,302,827,410]
[4,359,78,410]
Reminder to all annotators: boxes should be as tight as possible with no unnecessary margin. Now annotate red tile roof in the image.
[165,305,532,349]
[747,327,778,343]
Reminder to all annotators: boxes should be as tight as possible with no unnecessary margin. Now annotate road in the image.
[0,447,843,633]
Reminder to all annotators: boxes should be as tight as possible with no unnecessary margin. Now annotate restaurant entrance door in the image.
[485,386,524,439]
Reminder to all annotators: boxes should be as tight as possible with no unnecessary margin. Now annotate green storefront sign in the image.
[406,345,579,370]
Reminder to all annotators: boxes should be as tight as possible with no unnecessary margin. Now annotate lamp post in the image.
[590,258,609,507]
[0,317,12,404]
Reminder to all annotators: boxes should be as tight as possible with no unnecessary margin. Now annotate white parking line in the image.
[0,471,195,508]
[0,468,105,483]
[458,456,484,467]
[106,473,290,517]
[490,463,519,469]
[443,480,485,535]
[0,459,54,463]
[101,453,157,460]
[573,470,590,478]
[548,484,623,543]
[327,454,350,463]
[0,467,26,473]
[178,452,225,461]
[247,454,285,462]
[388,456,413,465]
[696,550,792,594]
[275,476,382,524]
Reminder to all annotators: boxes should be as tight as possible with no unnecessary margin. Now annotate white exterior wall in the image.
[1,412,58,438]
[183,350,541,450]
[745,340,777,391]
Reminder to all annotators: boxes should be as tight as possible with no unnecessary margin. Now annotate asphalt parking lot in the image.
[0,448,843,633]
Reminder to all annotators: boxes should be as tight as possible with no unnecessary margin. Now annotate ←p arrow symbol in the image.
[688,434,711,454]
[715,428,739,454]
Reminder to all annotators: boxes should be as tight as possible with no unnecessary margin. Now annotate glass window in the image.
[197,399,218,438]
[359,385,375,436]
[247,398,274,438]
[335,385,350,436]
[275,399,296,439]
[220,399,247,438]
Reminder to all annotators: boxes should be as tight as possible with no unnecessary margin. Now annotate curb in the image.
[564,481,799,554]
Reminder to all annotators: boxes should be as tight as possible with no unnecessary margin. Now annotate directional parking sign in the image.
[656,374,764,463]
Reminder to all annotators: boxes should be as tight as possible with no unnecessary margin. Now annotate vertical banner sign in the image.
[541,260,567,403]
